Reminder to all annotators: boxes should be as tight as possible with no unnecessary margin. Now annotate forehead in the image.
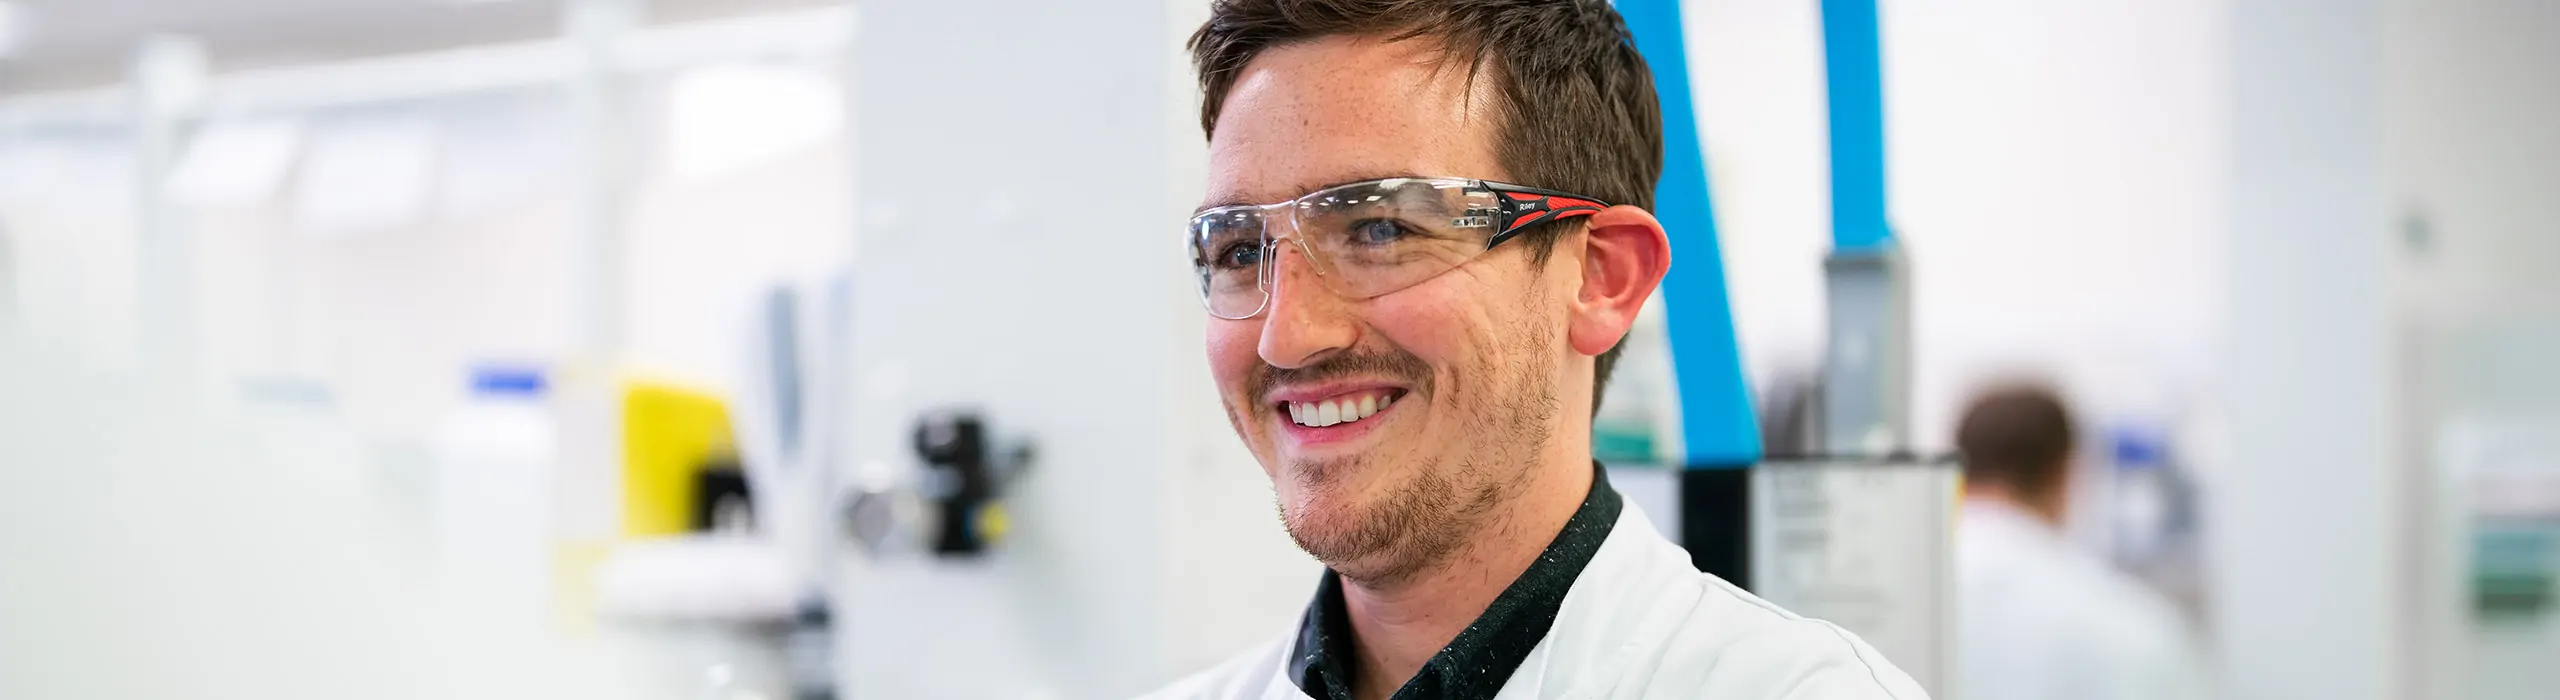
[1204,35,1505,208]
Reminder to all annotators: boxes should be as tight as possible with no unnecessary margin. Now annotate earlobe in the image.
[1566,205,1671,357]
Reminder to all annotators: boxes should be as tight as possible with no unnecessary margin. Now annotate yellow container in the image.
[620,380,735,538]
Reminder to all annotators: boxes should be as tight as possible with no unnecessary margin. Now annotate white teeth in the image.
[1285,392,1400,427]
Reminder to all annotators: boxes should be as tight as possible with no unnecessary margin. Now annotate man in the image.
[1147,1,1925,698]
[1954,385,2209,700]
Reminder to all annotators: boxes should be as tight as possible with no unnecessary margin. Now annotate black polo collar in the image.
[1287,463,1624,700]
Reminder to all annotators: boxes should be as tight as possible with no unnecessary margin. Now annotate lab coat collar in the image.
[1961,498,2066,545]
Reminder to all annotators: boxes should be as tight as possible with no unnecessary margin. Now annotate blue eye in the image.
[1349,219,1410,245]
[1215,241,1265,270]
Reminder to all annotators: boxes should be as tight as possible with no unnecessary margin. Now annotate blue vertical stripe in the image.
[1619,0,1763,468]
[1821,0,1891,253]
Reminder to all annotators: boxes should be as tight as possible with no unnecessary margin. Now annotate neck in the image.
[1966,483,2067,528]
[1338,446,1594,700]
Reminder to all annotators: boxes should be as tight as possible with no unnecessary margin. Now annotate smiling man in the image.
[1146,1,1926,699]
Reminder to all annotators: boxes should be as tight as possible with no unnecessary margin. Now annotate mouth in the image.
[1282,388,1403,427]
[1270,386,1410,446]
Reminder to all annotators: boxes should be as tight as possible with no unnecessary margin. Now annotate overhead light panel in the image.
[665,63,845,182]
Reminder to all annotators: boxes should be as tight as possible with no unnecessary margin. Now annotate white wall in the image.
[1683,0,1831,391]
[2216,2,2400,700]
[173,77,854,446]
[2384,1,2560,698]
[2383,0,2560,326]
[846,0,1314,696]
[1885,0,2229,448]
[0,129,143,365]
[188,94,580,442]
[2213,1,2560,697]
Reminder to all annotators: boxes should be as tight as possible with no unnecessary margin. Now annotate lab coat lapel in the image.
[1264,668,1314,700]
[1511,500,1704,700]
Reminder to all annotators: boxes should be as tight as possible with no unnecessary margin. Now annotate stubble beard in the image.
[1278,320,1560,589]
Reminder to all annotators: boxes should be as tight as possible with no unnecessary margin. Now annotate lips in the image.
[1284,389,1400,428]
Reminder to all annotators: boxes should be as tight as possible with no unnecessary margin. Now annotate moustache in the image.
[1250,347,1435,406]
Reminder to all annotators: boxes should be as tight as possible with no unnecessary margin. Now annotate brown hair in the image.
[1956,385,2078,498]
[1187,0,1662,414]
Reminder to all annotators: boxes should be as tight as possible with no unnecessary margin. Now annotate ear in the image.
[1566,205,1671,358]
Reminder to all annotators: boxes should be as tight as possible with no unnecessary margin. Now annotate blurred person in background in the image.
[1148,1,1923,698]
[1955,384,2209,700]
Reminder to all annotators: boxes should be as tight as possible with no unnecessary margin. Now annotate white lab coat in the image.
[1957,500,2210,700]
[1142,501,1928,700]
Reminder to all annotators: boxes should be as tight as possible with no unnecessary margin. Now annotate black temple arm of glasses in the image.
[1480,181,1610,248]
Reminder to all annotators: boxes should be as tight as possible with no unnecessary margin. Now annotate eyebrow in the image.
[1195,171,1435,215]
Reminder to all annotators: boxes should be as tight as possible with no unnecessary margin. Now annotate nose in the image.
[1256,237,1359,370]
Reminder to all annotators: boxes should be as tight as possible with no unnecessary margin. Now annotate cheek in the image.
[1206,320,1262,397]
[1366,265,1560,387]
[1362,293,1480,381]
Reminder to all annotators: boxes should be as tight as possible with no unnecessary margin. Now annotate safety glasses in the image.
[1187,177,1608,320]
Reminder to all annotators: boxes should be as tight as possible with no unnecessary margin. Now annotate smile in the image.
[1283,388,1403,428]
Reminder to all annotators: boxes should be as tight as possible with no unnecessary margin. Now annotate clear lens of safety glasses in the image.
[1188,178,1504,320]
[1189,206,1276,319]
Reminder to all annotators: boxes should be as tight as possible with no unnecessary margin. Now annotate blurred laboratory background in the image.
[0,1,2553,699]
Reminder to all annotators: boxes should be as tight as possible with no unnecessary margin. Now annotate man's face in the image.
[1203,36,1581,585]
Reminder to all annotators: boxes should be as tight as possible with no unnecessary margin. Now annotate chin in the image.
[1275,454,1472,583]
[1274,457,1361,531]
[1279,492,1389,573]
